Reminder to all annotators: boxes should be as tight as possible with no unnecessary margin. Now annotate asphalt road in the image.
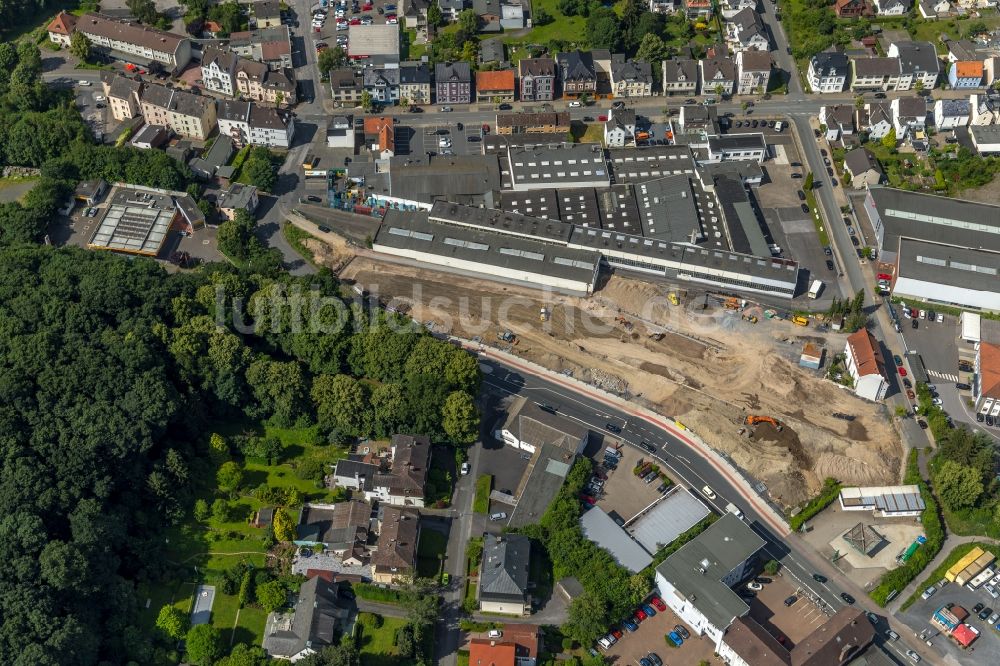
[473,350,936,664]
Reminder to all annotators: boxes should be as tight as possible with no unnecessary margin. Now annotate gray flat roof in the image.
[580,506,654,573]
[709,133,767,152]
[607,145,697,184]
[896,237,999,292]
[429,200,574,244]
[867,186,1000,251]
[379,155,501,206]
[595,185,641,235]
[347,24,399,56]
[376,209,600,284]
[500,188,561,220]
[557,187,602,227]
[839,485,925,513]
[634,175,701,243]
[627,488,711,554]
[655,513,765,632]
[716,175,770,257]
[507,143,610,188]
[509,442,576,527]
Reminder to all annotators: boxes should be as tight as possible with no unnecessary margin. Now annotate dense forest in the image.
[0,37,480,663]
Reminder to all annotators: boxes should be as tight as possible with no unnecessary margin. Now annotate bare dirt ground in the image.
[337,257,901,506]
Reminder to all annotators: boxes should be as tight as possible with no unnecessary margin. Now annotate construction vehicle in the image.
[540,307,550,322]
[745,415,783,431]
[497,329,518,344]
[668,292,680,306]
[764,309,778,320]
[792,315,809,327]
[615,316,633,331]
[723,297,741,310]
[742,313,758,324]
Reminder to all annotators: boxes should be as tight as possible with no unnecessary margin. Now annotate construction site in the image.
[334,251,903,507]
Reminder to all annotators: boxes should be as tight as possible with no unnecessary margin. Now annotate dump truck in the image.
[723,297,741,310]
[792,315,810,326]
[667,292,680,306]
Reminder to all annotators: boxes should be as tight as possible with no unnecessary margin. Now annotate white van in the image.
[726,503,744,519]
[775,121,784,132]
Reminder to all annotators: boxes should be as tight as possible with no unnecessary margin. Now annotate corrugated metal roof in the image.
[579,507,653,573]
[839,485,925,512]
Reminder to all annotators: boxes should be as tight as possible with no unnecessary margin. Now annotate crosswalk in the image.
[928,370,959,382]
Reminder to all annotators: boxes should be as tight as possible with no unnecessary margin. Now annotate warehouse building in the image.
[633,175,702,243]
[863,186,1000,312]
[505,143,610,191]
[347,24,400,67]
[838,485,925,517]
[373,210,602,295]
[579,507,654,573]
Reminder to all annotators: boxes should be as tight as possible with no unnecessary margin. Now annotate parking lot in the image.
[308,0,401,49]
[396,123,486,158]
[898,578,1000,663]
[594,444,671,522]
[745,575,831,647]
[602,600,717,665]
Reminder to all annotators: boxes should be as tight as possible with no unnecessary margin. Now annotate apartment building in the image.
[139,83,217,140]
[217,99,295,149]
[76,13,192,73]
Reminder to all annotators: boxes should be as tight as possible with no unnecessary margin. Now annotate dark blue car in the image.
[623,618,639,632]
[667,631,683,647]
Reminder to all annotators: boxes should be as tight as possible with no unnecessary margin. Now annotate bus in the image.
[807,279,824,299]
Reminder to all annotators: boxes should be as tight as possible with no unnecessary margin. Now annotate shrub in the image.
[789,478,842,532]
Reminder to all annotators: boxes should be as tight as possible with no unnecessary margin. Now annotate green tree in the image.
[457,8,479,35]
[211,498,233,522]
[585,8,621,51]
[312,373,371,436]
[155,604,189,640]
[714,83,724,98]
[242,154,276,192]
[256,580,287,612]
[636,33,669,66]
[881,128,897,150]
[185,624,224,666]
[360,90,373,112]
[564,592,609,644]
[318,47,347,74]
[427,2,444,26]
[533,6,553,24]
[217,208,257,262]
[69,32,91,61]
[126,0,159,24]
[935,460,983,510]
[194,498,210,521]
[245,358,310,426]
[273,508,295,541]
[764,559,780,575]
[217,461,244,494]
[215,643,269,666]
[803,171,814,191]
[441,391,479,444]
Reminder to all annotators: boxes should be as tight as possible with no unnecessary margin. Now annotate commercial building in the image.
[973,341,1000,411]
[217,100,295,149]
[478,534,531,614]
[654,513,765,651]
[863,187,1000,312]
[76,13,192,72]
[347,24,400,67]
[496,111,570,135]
[499,396,590,455]
[87,184,196,256]
[844,329,889,402]
[970,124,1000,154]
[476,69,516,103]
[719,608,875,666]
[580,507,654,573]
[626,487,711,555]
[707,134,767,163]
[506,143,610,191]
[839,485,926,517]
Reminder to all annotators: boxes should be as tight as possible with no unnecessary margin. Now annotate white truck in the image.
[726,502,744,519]
[808,279,824,299]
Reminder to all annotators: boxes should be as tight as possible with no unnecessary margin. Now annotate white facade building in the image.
[808,52,849,93]
[844,329,889,402]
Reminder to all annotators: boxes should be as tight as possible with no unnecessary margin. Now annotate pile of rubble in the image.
[590,368,628,394]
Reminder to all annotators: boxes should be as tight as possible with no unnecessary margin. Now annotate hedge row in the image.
[789,477,842,532]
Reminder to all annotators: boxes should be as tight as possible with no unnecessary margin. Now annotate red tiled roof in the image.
[981,342,1000,399]
[47,10,77,35]
[847,329,885,378]
[956,61,984,78]
[476,69,515,92]
[469,639,516,666]
[952,623,978,648]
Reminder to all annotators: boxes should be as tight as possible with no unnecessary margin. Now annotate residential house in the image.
[235,60,296,105]
[707,133,767,163]
[807,50,849,93]
[820,104,855,141]
[363,116,395,158]
[473,0,502,31]
[479,38,506,67]
[887,41,941,90]
[403,0,431,28]
[891,96,927,136]
[188,135,235,181]
[201,47,239,96]
[476,69,517,103]
[468,625,541,666]
[139,84,217,140]
[519,57,557,101]
[850,57,903,92]
[46,11,77,47]
[650,0,681,12]
[131,124,168,150]
[873,0,910,14]
[843,148,885,188]
[735,50,771,96]
[610,58,654,98]
[76,13,192,73]
[946,39,980,63]
[558,50,597,98]
[104,74,144,121]
[217,99,296,149]
[262,577,352,661]
[934,98,970,129]
[858,102,893,140]
[918,0,952,17]
[229,26,293,70]
[216,183,259,219]
[662,58,699,95]
[435,61,472,104]
[363,67,401,105]
[500,2,525,29]
[949,60,984,88]
[496,111,570,135]
[727,8,770,52]
[499,396,590,455]
[478,533,531,614]
[970,92,1000,125]
[720,608,874,666]
[253,0,282,28]
[399,62,432,105]
[985,57,1000,87]
[719,0,757,18]
[330,67,364,106]
[970,125,1000,154]
[700,56,737,97]
[834,0,870,17]
[604,107,637,147]
[294,501,371,564]
[973,341,1000,413]
[439,0,466,21]
[684,0,713,17]
[371,506,420,585]
[331,433,429,505]
[844,329,889,402]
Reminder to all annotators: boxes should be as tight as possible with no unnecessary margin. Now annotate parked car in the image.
[906,649,920,662]
[460,462,470,475]
[646,654,662,666]
[812,573,827,583]
[784,595,797,607]
[747,581,763,591]
[642,604,657,617]
[667,631,683,647]
[907,390,915,400]
[974,602,986,614]
[569,101,582,107]
[634,608,647,622]
[489,512,507,521]
[917,419,928,429]
[979,607,993,620]
[956,382,971,391]
[674,624,690,640]
[885,629,899,641]
[898,367,907,377]
[622,618,638,632]
[651,597,666,612]
[893,355,903,366]
[841,593,855,604]
[866,612,878,625]
[702,485,716,500]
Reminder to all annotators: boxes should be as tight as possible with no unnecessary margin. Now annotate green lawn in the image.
[417,529,449,578]
[282,222,321,267]
[905,14,1000,51]
[358,615,408,665]
[137,580,197,633]
[232,606,269,648]
[473,474,492,514]
[502,0,586,47]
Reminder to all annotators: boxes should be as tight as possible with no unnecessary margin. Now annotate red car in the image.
[580,494,596,505]
[598,114,608,122]
[898,367,907,377]
[386,13,397,19]
[651,596,666,612]
[349,17,361,24]
[363,0,372,8]
[635,609,647,622]
[611,629,623,640]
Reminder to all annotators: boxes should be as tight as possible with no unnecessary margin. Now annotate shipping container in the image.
[947,547,985,582]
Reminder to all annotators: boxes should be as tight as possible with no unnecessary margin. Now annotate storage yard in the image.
[340,258,901,505]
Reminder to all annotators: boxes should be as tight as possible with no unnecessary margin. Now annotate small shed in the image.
[555,577,584,604]
[251,507,275,528]
[74,179,108,205]
[800,342,824,369]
